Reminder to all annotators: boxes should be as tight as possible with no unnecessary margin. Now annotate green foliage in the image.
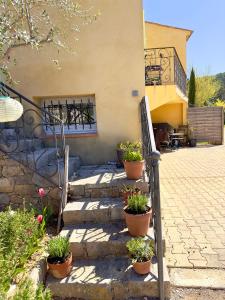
[194,75,220,106]
[48,236,70,259]
[12,278,52,300]
[188,68,196,106]
[0,208,44,297]
[126,238,154,263]
[213,99,225,108]
[215,72,225,101]
[123,150,143,162]
[127,195,148,214]
[117,141,142,152]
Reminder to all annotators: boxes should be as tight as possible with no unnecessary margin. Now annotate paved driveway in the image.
[160,145,225,269]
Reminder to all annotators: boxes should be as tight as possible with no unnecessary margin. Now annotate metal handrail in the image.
[0,82,66,188]
[0,82,63,125]
[57,144,69,233]
[140,96,164,300]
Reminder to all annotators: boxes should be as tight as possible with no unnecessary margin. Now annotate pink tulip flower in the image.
[38,188,46,198]
[37,215,43,223]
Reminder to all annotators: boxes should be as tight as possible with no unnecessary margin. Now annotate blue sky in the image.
[143,0,225,76]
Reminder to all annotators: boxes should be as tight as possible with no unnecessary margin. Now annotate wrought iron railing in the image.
[0,82,66,188]
[145,47,187,95]
[140,96,164,300]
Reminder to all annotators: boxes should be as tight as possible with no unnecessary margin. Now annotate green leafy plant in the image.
[0,208,45,296]
[126,238,154,263]
[123,150,143,162]
[12,278,52,300]
[117,141,142,151]
[47,236,70,259]
[127,195,148,214]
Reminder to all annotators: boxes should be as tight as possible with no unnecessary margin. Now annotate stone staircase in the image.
[47,165,170,300]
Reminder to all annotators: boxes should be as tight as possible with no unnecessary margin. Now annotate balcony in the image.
[145,47,187,95]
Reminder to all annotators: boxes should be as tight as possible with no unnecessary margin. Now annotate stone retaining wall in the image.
[0,152,61,214]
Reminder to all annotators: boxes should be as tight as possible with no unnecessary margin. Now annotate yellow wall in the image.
[151,103,184,128]
[144,22,191,71]
[8,0,145,165]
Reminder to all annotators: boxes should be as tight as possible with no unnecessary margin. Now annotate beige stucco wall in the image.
[145,22,190,71]
[8,0,145,165]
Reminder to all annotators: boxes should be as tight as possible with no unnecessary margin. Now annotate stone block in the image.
[14,184,37,195]
[32,173,54,187]
[0,193,10,205]
[15,175,33,185]
[2,166,24,177]
[0,177,15,192]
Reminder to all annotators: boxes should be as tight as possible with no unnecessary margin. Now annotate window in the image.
[42,95,97,135]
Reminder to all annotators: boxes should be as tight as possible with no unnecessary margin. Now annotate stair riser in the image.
[69,182,149,199]
[63,207,124,225]
[70,241,128,258]
[48,280,170,300]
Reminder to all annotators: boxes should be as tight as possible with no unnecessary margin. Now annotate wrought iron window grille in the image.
[43,96,97,134]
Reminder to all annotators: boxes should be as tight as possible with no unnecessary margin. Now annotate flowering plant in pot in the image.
[120,184,141,205]
[47,236,72,279]
[123,150,144,180]
[117,141,142,167]
[124,194,151,237]
[126,238,154,275]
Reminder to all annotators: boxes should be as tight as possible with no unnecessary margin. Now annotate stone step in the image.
[63,198,124,225]
[69,165,148,199]
[0,138,43,153]
[46,257,170,300]
[61,222,155,258]
[11,147,57,170]
[32,156,81,186]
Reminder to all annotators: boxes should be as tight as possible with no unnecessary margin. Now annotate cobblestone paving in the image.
[160,145,225,269]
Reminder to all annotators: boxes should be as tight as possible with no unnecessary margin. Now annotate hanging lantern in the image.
[0,96,23,122]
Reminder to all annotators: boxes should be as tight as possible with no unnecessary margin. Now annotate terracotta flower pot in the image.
[124,206,152,237]
[47,253,72,279]
[124,160,144,180]
[133,260,151,275]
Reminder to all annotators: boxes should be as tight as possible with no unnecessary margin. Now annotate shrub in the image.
[127,195,148,214]
[123,150,143,162]
[117,141,142,151]
[0,208,44,296]
[48,236,70,259]
[126,238,154,263]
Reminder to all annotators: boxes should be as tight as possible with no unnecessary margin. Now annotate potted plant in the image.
[47,236,72,279]
[124,194,151,237]
[123,150,144,180]
[126,238,154,275]
[116,141,142,167]
[121,185,141,205]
